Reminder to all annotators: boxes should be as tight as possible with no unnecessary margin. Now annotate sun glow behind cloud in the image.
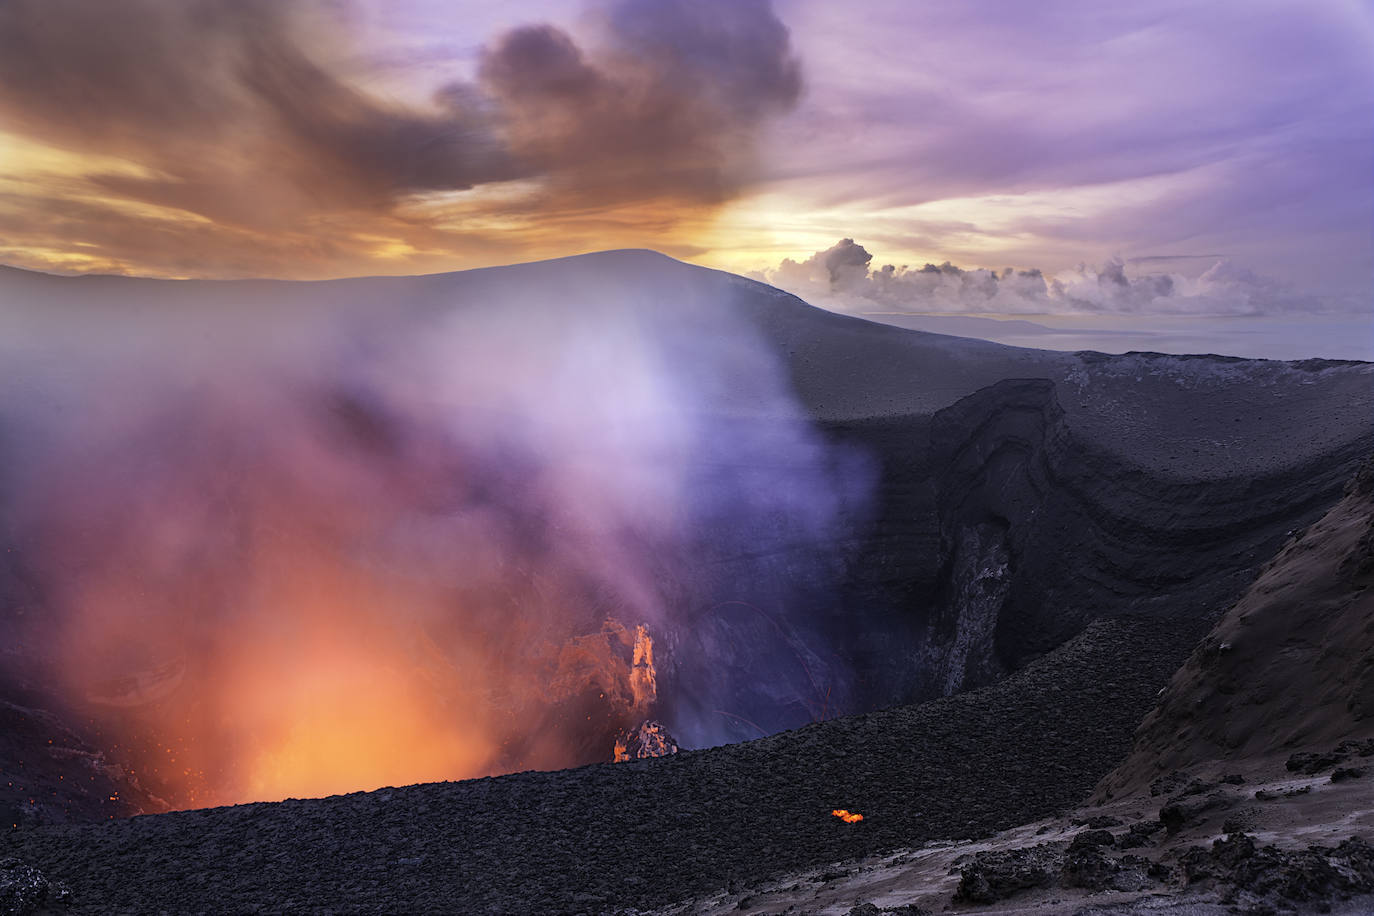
[0,0,805,279]
[0,0,1368,323]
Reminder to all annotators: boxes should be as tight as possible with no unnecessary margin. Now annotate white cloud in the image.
[755,239,1344,317]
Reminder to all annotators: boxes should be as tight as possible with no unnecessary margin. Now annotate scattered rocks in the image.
[1180,775,1241,795]
[1159,789,1237,834]
[1062,847,1159,893]
[1287,739,1374,776]
[1180,833,1374,910]
[954,844,1060,904]
[1287,751,1344,775]
[1060,846,1114,891]
[1345,738,1374,757]
[1115,821,1164,849]
[1068,829,1115,850]
[955,836,1172,904]
[0,858,71,915]
[1221,813,1253,834]
[1149,771,1191,797]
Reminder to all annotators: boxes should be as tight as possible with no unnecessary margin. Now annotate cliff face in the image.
[702,265,1373,732]
[1103,458,1374,793]
[791,368,1368,721]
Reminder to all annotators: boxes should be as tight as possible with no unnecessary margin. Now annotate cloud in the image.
[481,0,801,206]
[0,1,511,220]
[758,0,1372,299]
[759,239,1341,317]
[0,0,802,276]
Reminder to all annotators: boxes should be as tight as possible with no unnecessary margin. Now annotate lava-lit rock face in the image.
[613,721,679,761]
[0,251,1370,812]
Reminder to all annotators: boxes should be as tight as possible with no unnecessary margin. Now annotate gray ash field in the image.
[1,252,1371,914]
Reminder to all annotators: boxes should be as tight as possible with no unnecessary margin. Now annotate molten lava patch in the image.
[831,808,864,823]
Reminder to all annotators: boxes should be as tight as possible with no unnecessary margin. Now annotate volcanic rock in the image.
[954,844,1059,903]
[0,858,71,915]
[1159,789,1238,835]
[0,695,162,825]
[1114,820,1164,849]
[1180,833,1374,910]
[1061,847,1157,893]
[613,721,680,761]
[1067,828,1115,849]
[1103,456,1374,796]
[1288,751,1345,775]
[1288,739,1374,776]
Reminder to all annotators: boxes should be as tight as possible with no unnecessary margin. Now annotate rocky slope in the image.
[1103,456,1374,795]
[663,459,1374,915]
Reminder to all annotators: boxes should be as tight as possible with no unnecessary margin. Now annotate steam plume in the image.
[0,255,869,807]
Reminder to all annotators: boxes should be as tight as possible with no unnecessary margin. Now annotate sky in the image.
[0,0,1370,345]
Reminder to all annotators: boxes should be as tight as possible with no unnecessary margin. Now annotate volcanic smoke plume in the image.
[0,258,870,809]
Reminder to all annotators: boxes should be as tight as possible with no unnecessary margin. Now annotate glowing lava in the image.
[831,809,864,823]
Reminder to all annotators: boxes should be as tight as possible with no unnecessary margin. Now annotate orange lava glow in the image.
[831,808,864,823]
[28,388,665,810]
[629,624,657,710]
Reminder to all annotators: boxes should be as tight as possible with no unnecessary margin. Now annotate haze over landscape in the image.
[1,2,1372,914]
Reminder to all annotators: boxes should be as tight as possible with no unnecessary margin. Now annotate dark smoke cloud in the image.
[0,0,801,265]
[479,0,802,203]
[0,0,513,222]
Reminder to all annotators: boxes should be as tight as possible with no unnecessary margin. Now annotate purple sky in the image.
[758,0,1373,293]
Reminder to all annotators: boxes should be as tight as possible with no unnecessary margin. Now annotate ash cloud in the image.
[0,0,801,272]
[761,239,1334,317]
